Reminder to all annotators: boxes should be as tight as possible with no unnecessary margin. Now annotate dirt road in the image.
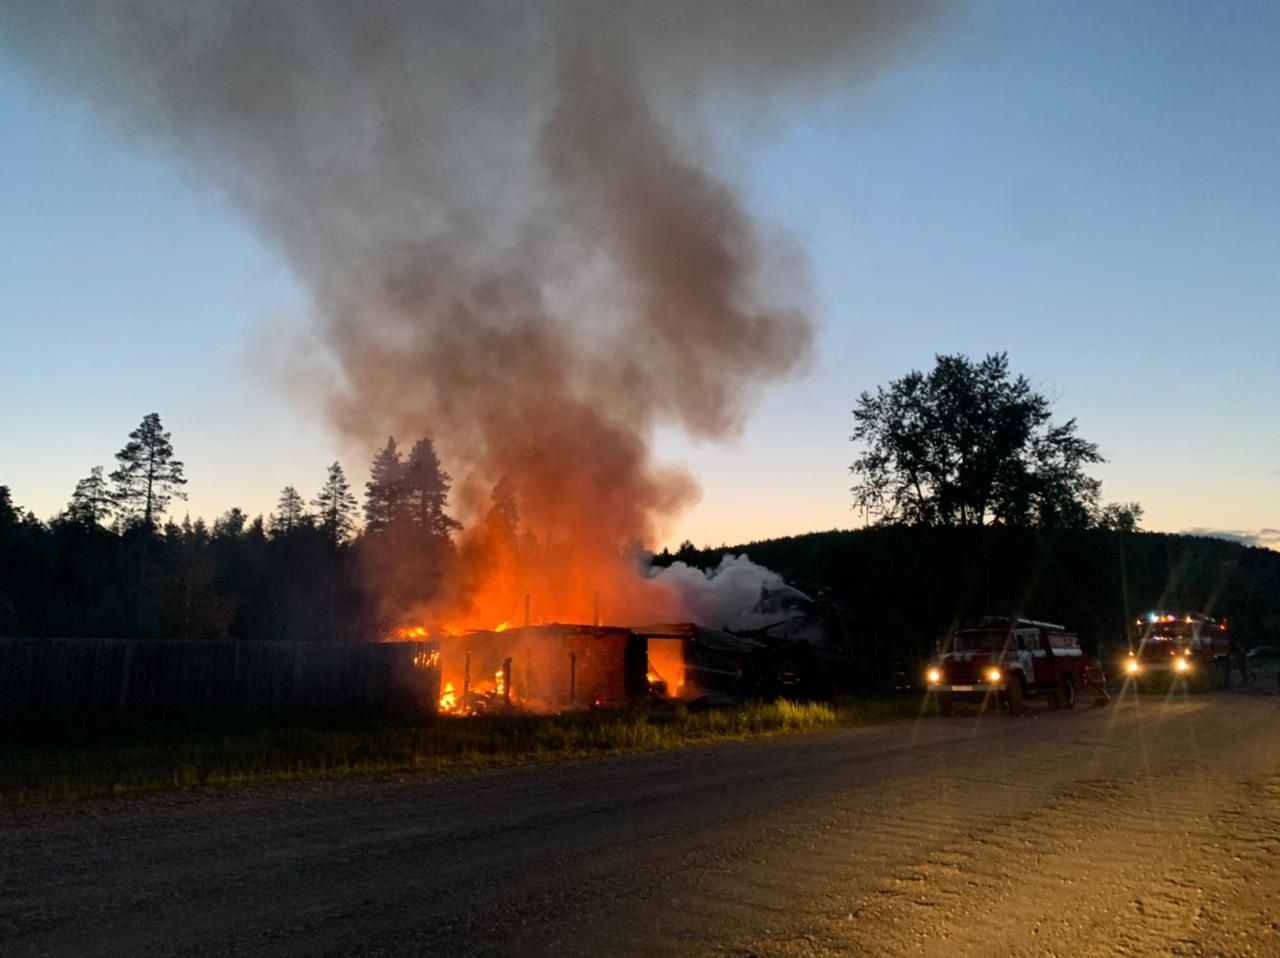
[4,688,1279,957]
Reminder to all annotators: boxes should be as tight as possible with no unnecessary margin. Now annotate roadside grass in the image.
[0,696,923,808]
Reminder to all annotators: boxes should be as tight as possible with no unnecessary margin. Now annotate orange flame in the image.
[439,681,457,711]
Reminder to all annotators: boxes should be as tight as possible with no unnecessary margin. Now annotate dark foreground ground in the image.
[3,682,1279,957]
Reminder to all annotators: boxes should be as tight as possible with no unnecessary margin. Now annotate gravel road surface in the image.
[4,685,1279,957]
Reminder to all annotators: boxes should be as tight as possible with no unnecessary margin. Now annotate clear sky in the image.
[1,1,1277,550]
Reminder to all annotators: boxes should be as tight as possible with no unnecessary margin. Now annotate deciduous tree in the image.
[850,353,1107,528]
[1097,501,1144,533]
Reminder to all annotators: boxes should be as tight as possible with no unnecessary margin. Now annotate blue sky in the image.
[1,1,1277,549]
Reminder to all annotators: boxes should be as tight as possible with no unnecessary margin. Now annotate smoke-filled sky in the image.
[1,0,1277,552]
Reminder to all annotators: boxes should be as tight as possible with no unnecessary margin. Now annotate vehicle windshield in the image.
[952,630,1008,652]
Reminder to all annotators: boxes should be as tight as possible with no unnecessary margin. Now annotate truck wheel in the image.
[1007,676,1025,716]
[1059,676,1075,710]
[936,691,953,717]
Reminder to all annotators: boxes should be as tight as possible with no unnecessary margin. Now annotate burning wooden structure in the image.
[416,621,769,714]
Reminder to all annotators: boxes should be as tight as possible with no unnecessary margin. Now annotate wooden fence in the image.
[0,637,440,723]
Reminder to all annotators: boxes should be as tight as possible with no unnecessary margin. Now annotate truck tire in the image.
[1007,675,1025,716]
[936,690,954,717]
[1059,675,1075,710]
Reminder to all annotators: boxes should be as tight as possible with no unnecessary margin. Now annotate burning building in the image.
[399,571,857,715]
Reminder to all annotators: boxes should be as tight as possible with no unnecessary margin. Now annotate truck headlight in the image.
[1174,658,1191,673]
[1125,659,1140,675]
[985,668,1002,684]
[927,668,941,684]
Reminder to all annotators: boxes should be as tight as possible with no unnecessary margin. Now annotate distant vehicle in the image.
[1246,646,1279,661]
[1122,611,1229,689]
[925,616,1101,716]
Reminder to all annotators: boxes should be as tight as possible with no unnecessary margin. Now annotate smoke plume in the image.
[0,1,939,626]
[650,555,787,629]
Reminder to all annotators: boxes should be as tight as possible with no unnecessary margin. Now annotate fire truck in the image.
[1122,611,1229,689]
[925,616,1101,716]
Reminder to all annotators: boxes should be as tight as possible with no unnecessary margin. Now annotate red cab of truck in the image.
[926,616,1105,716]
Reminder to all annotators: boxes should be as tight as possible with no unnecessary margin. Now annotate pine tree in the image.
[247,514,267,543]
[364,437,404,533]
[110,413,187,529]
[63,466,114,528]
[487,477,519,536]
[269,486,310,535]
[313,462,358,546]
[403,438,461,539]
[0,485,18,529]
[213,507,248,538]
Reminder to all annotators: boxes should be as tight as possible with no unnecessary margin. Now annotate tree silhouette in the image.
[213,507,248,538]
[62,466,114,528]
[364,438,404,533]
[402,438,461,539]
[851,353,1107,528]
[486,477,519,539]
[0,485,19,529]
[270,486,310,536]
[313,462,358,546]
[110,413,187,529]
[1097,501,1144,533]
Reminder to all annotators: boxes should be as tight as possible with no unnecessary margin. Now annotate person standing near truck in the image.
[1230,637,1252,686]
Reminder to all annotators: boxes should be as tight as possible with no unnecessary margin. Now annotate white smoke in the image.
[650,554,788,628]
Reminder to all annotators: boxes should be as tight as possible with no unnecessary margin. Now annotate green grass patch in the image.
[0,696,924,808]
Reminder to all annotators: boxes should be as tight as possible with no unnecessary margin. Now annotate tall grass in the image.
[0,697,921,808]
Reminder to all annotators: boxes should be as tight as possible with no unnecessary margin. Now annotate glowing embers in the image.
[644,637,686,699]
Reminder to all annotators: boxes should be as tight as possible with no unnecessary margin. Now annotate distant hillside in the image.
[663,528,1280,682]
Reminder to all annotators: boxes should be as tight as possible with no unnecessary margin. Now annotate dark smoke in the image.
[0,1,940,623]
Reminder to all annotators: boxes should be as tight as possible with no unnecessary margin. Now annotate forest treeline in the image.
[0,413,481,642]
[659,526,1280,680]
[4,409,1277,665]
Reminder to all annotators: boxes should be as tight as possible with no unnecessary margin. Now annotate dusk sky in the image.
[1,0,1276,551]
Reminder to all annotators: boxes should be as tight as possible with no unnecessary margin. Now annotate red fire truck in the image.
[1121,611,1229,689]
[926,616,1101,716]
